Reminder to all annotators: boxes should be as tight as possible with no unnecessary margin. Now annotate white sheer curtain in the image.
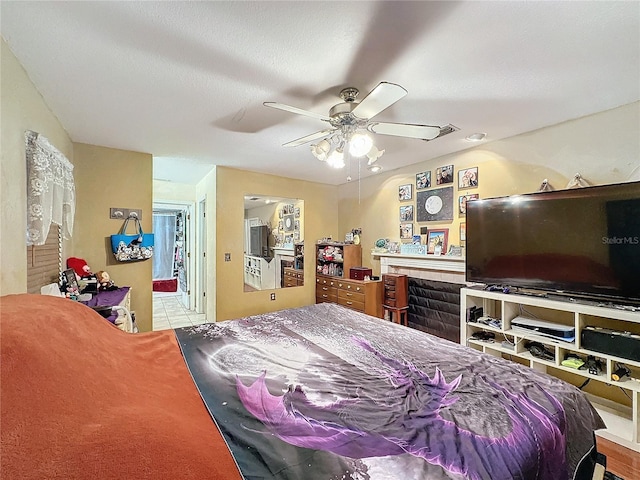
[25,130,75,246]
[152,213,176,280]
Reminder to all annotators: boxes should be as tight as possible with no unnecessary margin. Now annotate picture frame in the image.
[427,229,449,255]
[398,184,412,201]
[399,205,414,222]
[459,194,479,215]
[294,206,300,218]
[294,219,300,231]
[278,220,283,231]
[279,209,284,219]
[416,187,454,222]
[460,222,466,242]
[400,223,414,240]
[62,268,80,293]
[458,167,479,188]
[416,171,431,190]
[435,165,454,185]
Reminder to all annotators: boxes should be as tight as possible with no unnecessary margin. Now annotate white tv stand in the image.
[460,287,640,451]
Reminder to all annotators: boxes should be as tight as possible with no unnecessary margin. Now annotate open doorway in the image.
[152,202,204,330]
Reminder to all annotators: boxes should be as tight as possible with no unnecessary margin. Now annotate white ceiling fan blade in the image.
[368,122,441,140]
[264,102,331,122]
[282,128,336,147]
[351,82,407,120]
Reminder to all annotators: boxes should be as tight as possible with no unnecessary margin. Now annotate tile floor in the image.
[152,292,208,331]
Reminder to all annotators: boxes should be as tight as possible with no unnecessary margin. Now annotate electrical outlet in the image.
[224,253,231,262]
[270,293,276,301]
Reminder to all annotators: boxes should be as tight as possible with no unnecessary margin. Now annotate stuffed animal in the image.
[66,257,94,279]
[95,271,118,291]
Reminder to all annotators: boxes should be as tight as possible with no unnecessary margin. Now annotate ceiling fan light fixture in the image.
[367,164,383,173]
[366,146,385,164]
[311,139,331,161]
[349,132,373,157]
[326,148,345,169]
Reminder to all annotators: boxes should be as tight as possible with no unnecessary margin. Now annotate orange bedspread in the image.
[0,294,241,479]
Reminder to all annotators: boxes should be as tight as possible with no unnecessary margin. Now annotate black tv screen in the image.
[466,181,640,304]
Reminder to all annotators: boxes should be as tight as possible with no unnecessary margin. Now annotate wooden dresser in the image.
[316,273,382,318]
[283,267,304,287]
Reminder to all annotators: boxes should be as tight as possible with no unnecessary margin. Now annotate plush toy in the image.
[95,271,118,291]
[66,257,94,279]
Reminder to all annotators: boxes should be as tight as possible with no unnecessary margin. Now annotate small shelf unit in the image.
[460,286,640,451]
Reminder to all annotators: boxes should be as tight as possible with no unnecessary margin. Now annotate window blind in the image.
[27,224,61,294]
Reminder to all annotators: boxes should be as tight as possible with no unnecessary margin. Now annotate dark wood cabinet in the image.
[382,274,408,309]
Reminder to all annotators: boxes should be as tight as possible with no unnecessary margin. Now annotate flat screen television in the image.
[466,181,640,305]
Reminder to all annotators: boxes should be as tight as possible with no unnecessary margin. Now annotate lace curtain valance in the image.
[25,130,75,246]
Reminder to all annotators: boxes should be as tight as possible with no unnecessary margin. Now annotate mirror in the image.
[244,195,304,292]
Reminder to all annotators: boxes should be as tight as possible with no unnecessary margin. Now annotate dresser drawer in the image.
[337,295,365,312]
[338,288,365,304]
[337,280,364,293]
[317,276,337,287]
[316,292,337,303]
[316,283,337,299]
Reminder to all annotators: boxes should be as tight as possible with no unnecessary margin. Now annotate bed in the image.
[1,294,605,479]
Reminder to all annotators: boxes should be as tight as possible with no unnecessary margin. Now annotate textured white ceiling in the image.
[2,1,639,185]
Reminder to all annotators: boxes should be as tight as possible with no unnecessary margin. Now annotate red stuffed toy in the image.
[66,257,94,279]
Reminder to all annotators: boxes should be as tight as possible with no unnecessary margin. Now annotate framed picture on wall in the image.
[460,222,466,242]
[427,229,449,255]
[399,184,412,201]
[459,194,479,215]
[294,207,300,218]
[278,220,283,231]
[399,205,414,222]
[416,187,454,222]
[400,223,414,240]
[435,165,453,185]
[458,167,479,188]
[416,171,431,190]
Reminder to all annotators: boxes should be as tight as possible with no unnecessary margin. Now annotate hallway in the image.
[152,292,207,331]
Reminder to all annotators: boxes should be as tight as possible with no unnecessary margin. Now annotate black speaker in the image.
[581,326,640,362]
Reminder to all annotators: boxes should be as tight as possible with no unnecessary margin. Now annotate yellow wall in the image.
[338,102,640,276]
[0,39,74,295]
[215,166,338,320]
[72,143,153,331]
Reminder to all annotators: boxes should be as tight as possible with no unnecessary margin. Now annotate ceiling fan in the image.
[264,82,456,166]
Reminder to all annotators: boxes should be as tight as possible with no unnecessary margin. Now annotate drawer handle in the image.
[346,292,352,297]
[356,287,361,291]
[322,287,328,291]
[322,294,328,298]
[347,285,351,289]
[346,301,353,305]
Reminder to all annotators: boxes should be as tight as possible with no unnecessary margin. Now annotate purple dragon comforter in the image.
[174,303,605,480]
